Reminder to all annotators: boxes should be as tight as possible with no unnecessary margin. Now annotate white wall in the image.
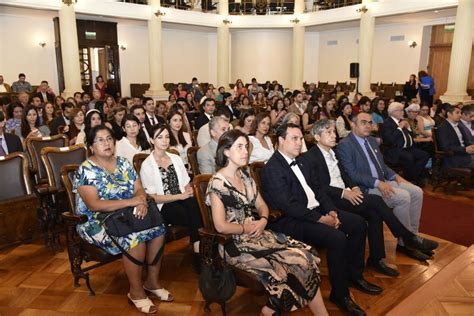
[230,29,292,87]
[304,32,320,84]
[0,7,59,93]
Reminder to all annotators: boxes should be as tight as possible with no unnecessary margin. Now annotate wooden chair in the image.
[431,127,471,192]
[60,164,121,296]
[192,174,266,315]
[0,153,39,250]
[40,145,87,250]
[192,129,199,146]
[187,146,201,177]
[132,153,190,242]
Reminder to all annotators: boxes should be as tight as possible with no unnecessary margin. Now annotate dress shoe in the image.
[396,245,431,261]
[404,235,438,252]
[367,259,400,277]
[329,293,366,316]
[349,278,383,295]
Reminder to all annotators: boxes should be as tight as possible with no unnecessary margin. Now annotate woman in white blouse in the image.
[249,112,274,164]
[140,124,203,272]
[167,110,192,166]
[115,114,151,164]
[335,102,353,139]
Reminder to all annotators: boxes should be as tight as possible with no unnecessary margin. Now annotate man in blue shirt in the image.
[337,112,438,261]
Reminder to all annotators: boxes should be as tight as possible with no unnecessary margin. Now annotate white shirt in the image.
[141,124,151,143]
[170,131,192,164]
[0,85,7,93]
[115,137,150,165]
[279,150,319,209]
[317,145,346,190]
[391,116,411,148]
[447,120,464,146]
[0,135,9,155]
[146,113,158,126]
[249,136,274,163]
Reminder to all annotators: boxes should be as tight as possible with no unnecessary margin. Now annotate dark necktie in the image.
[402,128,413,148]
[290,160,297,167]
[364,139,384,180]
[150,116,156,126]
[0,138,6,156]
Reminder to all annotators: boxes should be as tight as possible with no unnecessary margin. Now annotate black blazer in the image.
[437,120,473,168]
[144,115,165,136]
[260,151,336,234]
[194,113,210,130]
[298,146,356,201]
[49,115,67,136]
[4,133,23,154]
[381,117,414,162]
[35,92,54,103]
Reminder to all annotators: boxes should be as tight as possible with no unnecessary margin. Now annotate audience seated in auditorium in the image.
[280,112,308,153]
[130,105,152,143]
[115,114,152,164]
[270,98,287,127]
[335,102,353,139]
[434,102,450,126]
[173,83,188,100]
[186,77,203,102]
[337,112,436,261]
[65,108,85,145]
[381,102,430,185]
[219,92,239,121]
[15,105,50,144]
[207,129,328,316]
[320,97,337,120]
[140,124,203,273]
[405,103,434,161]
[197,116,230,174]
[371,98,387,125]
[143,97,163,133]
[197,106,232,147]
[194,98,216,130]
[42,101,56,127]
[11,73,32,93]
[76,109,102,145]
[302,101,320,133]
[0,75,12,93]
[74,125,168,314]
[460,104,474,138]
[260,122,376,316]
[0,111,22,155]
[17,92,29,108]
[248,112,274,163]
[437,105,474,169]
[167,110,192,166]
[288,90,306,116]
[234,80,248,98]
[301,119,438,272]
[30,95,44,125]
[107,105,126,140]
[235,109,255,135]
[50,102,74,136]
[415,103,435,138]
[268,83,284,100]
[35,80,55,103]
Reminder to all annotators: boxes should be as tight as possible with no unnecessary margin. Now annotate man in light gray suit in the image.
[336,112,438,261]
[197,116,230,174]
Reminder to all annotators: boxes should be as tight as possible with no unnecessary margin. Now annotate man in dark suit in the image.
[0,111,23,155]
[337,112,438,262]
[35,80,55,103]
[381,102,430,185]
[143,97,165,134]
[194,98,216,130]
[261,123,380,316]
[50,102,74,135]
[301,119,439,268]
[130,105,152,143]
[437,105,474,169]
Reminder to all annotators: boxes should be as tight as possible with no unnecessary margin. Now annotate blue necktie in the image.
[364,139,384,180]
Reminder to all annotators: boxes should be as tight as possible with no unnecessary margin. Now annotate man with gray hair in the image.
[337,112,438,261]
[197,116,230,174]
[301,119,438,269]
[381,101,430,185]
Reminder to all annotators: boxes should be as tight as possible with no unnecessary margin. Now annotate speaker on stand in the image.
[350,62,359,93]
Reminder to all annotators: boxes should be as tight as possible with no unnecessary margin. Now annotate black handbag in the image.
[98,199,165,266]
[198,238,236,313]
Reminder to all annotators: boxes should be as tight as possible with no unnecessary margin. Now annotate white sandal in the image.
[127,293,157,314]
[143,286,174,302]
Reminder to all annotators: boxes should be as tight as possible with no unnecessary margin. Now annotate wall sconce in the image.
[62,0,77,5]
[356,5,368,13]
[39,41,46,48]
[290,17,300,24]
[120,44,127,51]
[222,19,232,25]
[155,10,166,17]
[408,41,417,48]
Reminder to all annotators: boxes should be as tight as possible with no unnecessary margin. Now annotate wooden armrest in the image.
[198,228,232,245]
[62,211,88,224]
[268,209,283,222]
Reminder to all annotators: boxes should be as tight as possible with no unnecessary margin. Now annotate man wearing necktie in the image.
[0,111,23,156]
[380,102,430,185]
[337,112,436,263]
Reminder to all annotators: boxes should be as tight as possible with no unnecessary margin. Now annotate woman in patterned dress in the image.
[74,125,169,314]
[206,129,328,316]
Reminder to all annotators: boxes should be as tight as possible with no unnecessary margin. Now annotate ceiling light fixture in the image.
[223,19,232,25]
[290,18,300,24]
[408,41,417,48]
[39,41,46,48]
[62,0,77,5]
[356,5,368,14]
[155,10,165,17]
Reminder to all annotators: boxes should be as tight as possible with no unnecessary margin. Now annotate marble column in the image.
[357,0,375,96]
[291,0,305,90]
[217,0,230,90]
[145,0,168,100]
[441,0,473,103]
[59,2,82,98]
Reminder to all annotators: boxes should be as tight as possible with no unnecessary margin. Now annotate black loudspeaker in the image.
[350,63,359,78]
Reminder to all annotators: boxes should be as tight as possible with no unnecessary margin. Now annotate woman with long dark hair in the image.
[335,102,353,139]
[403,74,418,101]
[66,108,85,145]
[115,114,151,164]
[17,105,50,141]
[76,109,103,145]
[167,110,192,166]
